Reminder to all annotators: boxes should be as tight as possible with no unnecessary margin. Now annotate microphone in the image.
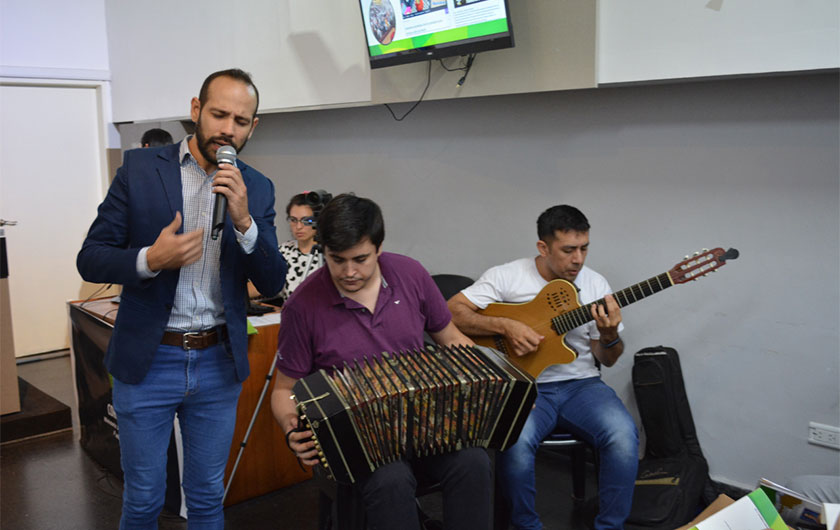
[211,145,237,240]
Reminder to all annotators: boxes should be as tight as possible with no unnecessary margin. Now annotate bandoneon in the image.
[292,344,536,484]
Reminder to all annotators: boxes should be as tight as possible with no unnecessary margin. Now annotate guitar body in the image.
[473,279,583,378]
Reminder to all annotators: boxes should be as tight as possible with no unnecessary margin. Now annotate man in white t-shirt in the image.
[448,205,638,530]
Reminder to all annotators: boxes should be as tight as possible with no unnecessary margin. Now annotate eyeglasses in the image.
[287,216,315,227]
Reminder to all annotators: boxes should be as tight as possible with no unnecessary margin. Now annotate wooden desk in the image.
[68,298,311,508]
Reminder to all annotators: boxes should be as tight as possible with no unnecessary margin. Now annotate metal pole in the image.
[223,366,275,503]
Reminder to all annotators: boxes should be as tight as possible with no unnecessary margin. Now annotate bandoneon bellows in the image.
[293,344,536,484]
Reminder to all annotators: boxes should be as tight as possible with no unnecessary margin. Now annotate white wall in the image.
[1,0,115,356]
[101,0,839,122]
[598,0,840,83]
[0,0,110,77]
[0,83,112,356]
[104,0,372,122]
[103,1,599,122]
[1,0,119,149]
[232,72,839,489]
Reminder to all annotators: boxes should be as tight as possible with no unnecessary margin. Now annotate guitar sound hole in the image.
[546,292,572,310]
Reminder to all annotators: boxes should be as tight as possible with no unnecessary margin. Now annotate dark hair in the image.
[198,68,259,118]
[140,128,173,147]
[537,205,590,241]
[317,194,384,252]
[285,193,309,216]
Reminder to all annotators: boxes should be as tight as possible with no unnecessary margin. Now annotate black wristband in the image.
[601,336,621,348]
[285,428,310,472]
[284,428,296,451]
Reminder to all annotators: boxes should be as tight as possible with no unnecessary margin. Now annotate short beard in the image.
[194,115,250,166]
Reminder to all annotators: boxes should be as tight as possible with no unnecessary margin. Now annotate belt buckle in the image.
[182,332,201,350]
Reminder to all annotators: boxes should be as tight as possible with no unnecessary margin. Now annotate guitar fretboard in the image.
[551,272,673,335]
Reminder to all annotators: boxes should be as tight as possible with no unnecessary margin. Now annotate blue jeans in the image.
[498,377,639,530]
[112,343,242,530]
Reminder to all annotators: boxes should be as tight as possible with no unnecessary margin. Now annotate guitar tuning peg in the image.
[702,248,709,252]
[693,251,700,256]
[684,255,690,260]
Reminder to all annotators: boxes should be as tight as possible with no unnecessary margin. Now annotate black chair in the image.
[423,274,474,347]
[492,429,595,529]
[539,359,601,505]
[316,464,494,530]
[430,274,474,301]
[538,362,603,505]
[539,427,595,504]
[315,466,445,530]
[492,427,596,530]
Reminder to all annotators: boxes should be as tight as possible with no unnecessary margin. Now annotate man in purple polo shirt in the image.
[270,194,492,530]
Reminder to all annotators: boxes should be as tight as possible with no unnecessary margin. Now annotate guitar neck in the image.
[553,272,674,335]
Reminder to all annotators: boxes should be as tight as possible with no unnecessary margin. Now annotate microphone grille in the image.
[216,145,237,166]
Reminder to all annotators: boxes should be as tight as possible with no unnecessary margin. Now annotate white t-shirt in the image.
[461,257,623,383]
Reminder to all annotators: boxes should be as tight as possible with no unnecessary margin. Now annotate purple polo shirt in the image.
[275,252,451,379]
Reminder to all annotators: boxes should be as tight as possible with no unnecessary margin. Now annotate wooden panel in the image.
[1,277,20,414]
[223,321,312,506]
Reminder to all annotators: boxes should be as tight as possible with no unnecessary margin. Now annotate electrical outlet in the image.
[808,422,840,450]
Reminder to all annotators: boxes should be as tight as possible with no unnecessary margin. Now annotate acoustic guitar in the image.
[471,247,739,378]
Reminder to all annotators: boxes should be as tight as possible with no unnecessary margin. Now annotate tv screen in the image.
[359,0,514,69]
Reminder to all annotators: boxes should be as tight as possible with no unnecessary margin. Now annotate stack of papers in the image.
[688,488,787,530]
[823,504,839,530]
[759,477,824,528]
[248,312,282,328]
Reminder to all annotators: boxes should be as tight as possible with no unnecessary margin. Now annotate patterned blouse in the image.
[278,240,323,303]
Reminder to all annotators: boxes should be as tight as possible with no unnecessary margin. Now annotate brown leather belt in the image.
[161,326,228,350]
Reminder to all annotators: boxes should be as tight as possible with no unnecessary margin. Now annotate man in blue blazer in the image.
[77,68,286,530]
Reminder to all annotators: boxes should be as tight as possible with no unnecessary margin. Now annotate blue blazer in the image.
[77,143,287,384]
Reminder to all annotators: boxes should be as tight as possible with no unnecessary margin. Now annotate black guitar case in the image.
[624,346,711,530]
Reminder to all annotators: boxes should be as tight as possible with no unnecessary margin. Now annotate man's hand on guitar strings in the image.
[502,318,544,357]
[591,294,622,339]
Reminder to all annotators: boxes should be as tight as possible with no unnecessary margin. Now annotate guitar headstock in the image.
[668,247,739,284]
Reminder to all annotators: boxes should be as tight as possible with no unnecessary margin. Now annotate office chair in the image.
[492,428,595,529]
[430,273,474,301]
[539,427,595,503]
[538,360,603,505]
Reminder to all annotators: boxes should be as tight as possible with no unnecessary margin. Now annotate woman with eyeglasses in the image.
[248,193,324,307]
[275,193,323,304]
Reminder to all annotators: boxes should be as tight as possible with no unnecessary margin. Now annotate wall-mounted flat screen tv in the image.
[359,0,514,69]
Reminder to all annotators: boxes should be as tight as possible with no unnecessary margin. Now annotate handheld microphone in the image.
[211,145,237,240]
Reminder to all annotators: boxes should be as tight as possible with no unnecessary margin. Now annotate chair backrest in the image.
[431,274,474,301]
